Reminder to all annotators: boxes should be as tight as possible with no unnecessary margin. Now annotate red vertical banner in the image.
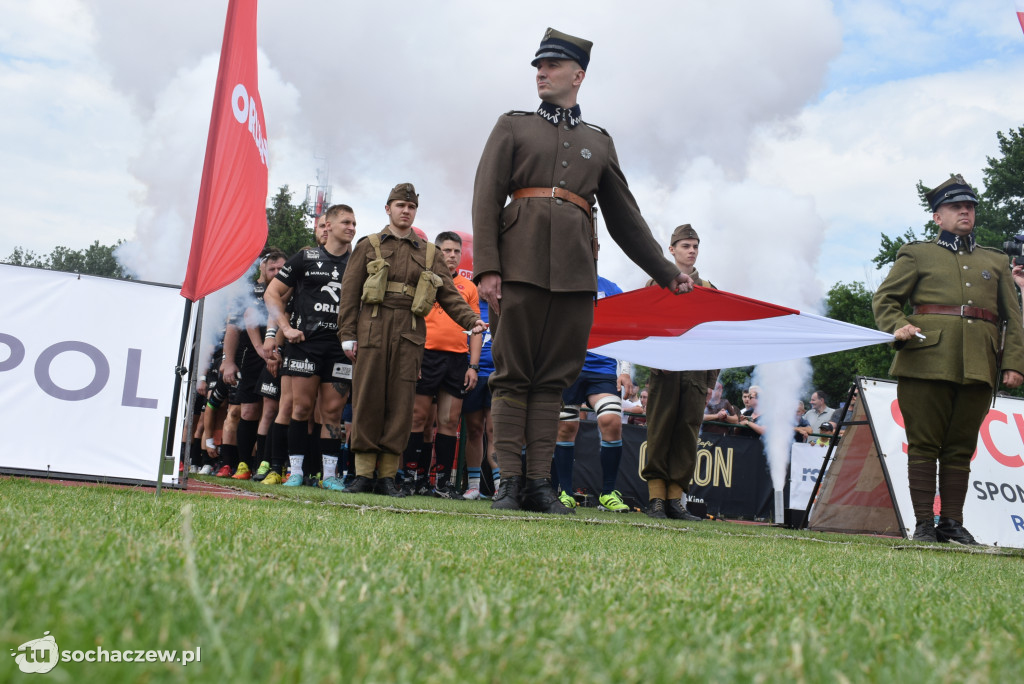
[1018,1,1024,35]
[181,0,269,301]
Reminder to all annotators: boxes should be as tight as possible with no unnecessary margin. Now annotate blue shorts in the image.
[562,371,619,407]
[461,374,492,414]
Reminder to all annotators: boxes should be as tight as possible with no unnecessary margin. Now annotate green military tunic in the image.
[472,103,681,478]
[872,232,1024,522]
[642,270,719,492]
[338,227,480,461]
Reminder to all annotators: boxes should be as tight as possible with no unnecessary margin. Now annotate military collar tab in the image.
[537,101,582,128]
[936,230,975,254]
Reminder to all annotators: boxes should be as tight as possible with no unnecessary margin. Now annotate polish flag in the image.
[1017,0,1024,35]
[587,286,893,371]
[181,0,269,302]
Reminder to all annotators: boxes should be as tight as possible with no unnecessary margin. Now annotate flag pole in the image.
[158,297,204,496]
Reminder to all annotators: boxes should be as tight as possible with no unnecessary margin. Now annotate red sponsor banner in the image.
[181,0,268,301]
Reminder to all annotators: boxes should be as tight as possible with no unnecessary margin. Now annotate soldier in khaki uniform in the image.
[338,184,486,496]
[472,27,691,514]
[643,225,716,520]
[873,174,1024,544]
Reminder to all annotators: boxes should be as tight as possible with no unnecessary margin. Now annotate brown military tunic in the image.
[472,104,681,478]
[338,227,480,459]
[873,232,1024,522]
[642,270,719,492]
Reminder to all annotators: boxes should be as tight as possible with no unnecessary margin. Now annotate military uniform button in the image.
[563,125,569,131]
[963,265,968,270]
[562,160,568,167]
[558,180,566,187]
[556,199,563,205]
[563,141,570,148]
[965,282,972,287]
[967,319,973,324]
[968,300,974,305]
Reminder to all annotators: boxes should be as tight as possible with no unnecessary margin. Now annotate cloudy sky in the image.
[3,0,1024,312]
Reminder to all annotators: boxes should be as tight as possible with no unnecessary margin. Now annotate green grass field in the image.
[2,475,1021,683]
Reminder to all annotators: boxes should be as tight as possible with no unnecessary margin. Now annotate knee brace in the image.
[592,395,622,419]
[560,404,581,422]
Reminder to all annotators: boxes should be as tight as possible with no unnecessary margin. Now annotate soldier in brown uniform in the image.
[643,225,715,521]
[873,174,1024,544]
[338,184,486,496]
[472,27,692,513]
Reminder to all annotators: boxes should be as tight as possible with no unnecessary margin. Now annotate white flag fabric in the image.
[587,287,894,371]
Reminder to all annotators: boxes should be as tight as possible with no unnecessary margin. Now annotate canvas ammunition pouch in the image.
[411,265,443,317]
[361,233,390,305]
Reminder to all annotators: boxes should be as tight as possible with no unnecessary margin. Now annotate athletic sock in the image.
[236,418,259,471]
[467,467,481,491]
[270,422,288,474]
[403,431,425,480]
[553,442,575,492]
[341,443,354,478]
[305,422,322,479]
[220,443,239,471]
[255,433,268,464]
[434,434,457,487]
[190,437,203,466]
[321,437,342,479]
[287,420,308,477]
[599,440,623,495]
[323,455,339,480]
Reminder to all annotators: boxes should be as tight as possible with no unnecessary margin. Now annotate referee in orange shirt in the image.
[402,232,483,496]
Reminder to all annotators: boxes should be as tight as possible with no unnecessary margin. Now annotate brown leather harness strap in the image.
[512,187,592,220]
[913,304,999,325]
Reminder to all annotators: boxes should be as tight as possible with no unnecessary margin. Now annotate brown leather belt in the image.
[913,304,999,324]
[512,187,592,220]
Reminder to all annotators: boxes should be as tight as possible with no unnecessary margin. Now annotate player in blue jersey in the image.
[553,276,634,512]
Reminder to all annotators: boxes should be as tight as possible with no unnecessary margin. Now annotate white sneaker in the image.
[198,465,214,475]
[462,487,481,500]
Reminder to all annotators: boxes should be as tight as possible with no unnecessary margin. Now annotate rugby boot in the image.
[912,520,938,542]
[491,475,524,511]
[231,462,252,480]
[343,475,376,494]
[377,477,407,498]
[646,498,667,519]
[935,517,979,545]
[522,478,574,515]
[667,499,702,521]
[252,461,271,482]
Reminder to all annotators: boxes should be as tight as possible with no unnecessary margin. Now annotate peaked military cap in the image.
[670,224,699,245]
[387,182,419,206]
[926,174,978,212]
[531,27,592,71]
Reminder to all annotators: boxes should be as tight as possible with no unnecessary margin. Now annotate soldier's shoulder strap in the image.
[425,241,436,269]
[504,110,534,117]
[978,244,1009,256]
[583,121,610,136]
[367,233,383,260]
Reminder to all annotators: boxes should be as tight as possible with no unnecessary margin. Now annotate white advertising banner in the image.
[860,378,1024,548]
[789,443,827,510]
[0,265,187,484]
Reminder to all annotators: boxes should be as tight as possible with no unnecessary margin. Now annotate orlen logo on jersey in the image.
[231,83,268,167]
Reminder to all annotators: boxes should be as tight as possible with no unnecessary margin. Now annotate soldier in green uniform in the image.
[338,183,486,496]
[873,174,1024,544]
[472,27,692,514]
[643,225,716,520]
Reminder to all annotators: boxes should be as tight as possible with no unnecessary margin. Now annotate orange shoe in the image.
[231,462,251,480]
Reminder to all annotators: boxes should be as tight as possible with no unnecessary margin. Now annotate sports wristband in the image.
[264,327,278,339]
[205,438,215,449]
[342,340,356,352]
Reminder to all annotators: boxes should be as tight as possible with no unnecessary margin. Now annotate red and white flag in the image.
[1017,0,1024,35]
[181,0,269,302]
[587,287,893,370]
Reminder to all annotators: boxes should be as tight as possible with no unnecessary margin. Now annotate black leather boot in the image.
[521,478,574,515]
[491,475,524,510]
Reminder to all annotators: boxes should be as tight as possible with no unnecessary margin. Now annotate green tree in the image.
[875,126,1024,269]
[266,185,313,256]
[3,240,126,279]
[810,281,893,402]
